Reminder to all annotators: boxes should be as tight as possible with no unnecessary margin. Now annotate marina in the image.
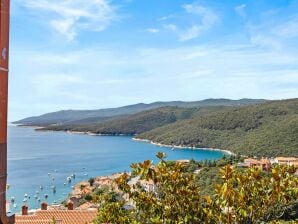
[7,125,224,213]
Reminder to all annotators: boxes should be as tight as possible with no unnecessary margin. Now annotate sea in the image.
[6,125,224,213]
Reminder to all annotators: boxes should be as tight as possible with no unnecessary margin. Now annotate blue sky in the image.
[8,0,298,120]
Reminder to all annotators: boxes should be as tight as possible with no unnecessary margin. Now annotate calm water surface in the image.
[7,125,224,213]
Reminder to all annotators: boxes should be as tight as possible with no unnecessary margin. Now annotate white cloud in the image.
[235,4,247,18]
[249,34,282,50]
[163,24,177,32]
[160,3,218,41]
[179,3,218,41]
[273,16,298,38]
[10,43,298,119]
[24,0,118,41]
[146,28,159,34]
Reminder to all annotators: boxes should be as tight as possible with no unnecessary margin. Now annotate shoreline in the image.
[14,125,234,155]
[132,137,235,155]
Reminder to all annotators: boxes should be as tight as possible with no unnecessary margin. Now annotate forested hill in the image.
[14,98,266,126]
[137,99,298,157]
[39,106,229,135]
[16,98,298,156]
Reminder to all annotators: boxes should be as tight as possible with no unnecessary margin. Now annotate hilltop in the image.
[14,98,266,126]
[138,99,298,157]
[14,98,298,157]
[39,106,229,135]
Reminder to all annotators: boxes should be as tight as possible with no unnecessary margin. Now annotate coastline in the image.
[14,125,234,155]
[132,137,235,155]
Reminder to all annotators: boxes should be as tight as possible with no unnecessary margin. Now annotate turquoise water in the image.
[6,125,224,213]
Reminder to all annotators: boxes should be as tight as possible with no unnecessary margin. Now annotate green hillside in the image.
[41,106,228,135]
[137,99,298,157]
[14,99,266,126]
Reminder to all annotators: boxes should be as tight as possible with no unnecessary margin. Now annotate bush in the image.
[88,178,95,186]
[95,153,298,224]
[84,194,92,201]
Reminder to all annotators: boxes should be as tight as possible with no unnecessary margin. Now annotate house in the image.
[15,202,97,224]
[273,157,298,166]
[238,158,271,171]
[15,209,97,224]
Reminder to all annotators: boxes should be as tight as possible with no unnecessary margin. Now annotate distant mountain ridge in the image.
[14,98,267,126]
[14,98,298,157]
[39,106,230,135]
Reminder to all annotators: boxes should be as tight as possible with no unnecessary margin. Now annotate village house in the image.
[14,202,97,224]
[237,158,271,171]
[238,157,298,171]
[272,157,298,167]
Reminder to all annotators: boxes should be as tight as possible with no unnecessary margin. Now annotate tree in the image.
[88,178,95,186]
[95,153,298,223]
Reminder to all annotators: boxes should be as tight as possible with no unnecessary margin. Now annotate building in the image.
[272,157,298,167]
[15,210,97,224]
[238,158,271,171]
[15,202,97,224]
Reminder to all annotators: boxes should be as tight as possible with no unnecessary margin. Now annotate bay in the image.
[6,125,224,213]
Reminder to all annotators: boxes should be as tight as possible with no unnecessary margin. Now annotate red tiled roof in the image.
[16,210,98,224]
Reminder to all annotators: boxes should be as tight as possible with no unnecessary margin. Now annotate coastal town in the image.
[1,0,298,223]
[12,155,298,224]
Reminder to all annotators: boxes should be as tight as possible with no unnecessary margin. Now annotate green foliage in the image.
[15,99,265,126]
[88,177,95,186]
[95,153,298,224]
[84,193,93,201]
[138,99,298,157]
[194,167,221,196]
[41,106,229,135]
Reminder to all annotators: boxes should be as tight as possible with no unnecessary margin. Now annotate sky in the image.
[8,0,298,120]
